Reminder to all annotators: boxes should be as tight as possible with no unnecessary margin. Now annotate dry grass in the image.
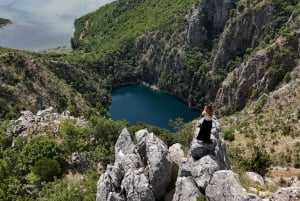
[66,171,84,184]
[220,63,300,173]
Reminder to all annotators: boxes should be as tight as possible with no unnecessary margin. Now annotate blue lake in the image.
[109,84,200,131]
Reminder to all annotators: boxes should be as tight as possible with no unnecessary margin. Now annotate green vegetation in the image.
[228,146,271,177]
[197,194,207,201]
[32,157,62,182]
[72,0,197,60]
[0,112,177,200]
[0,18,11,28]
[224,129,235,141]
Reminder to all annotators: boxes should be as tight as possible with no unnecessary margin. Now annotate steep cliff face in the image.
[187,0,237,48]
[215,20,300,113]
[212,1,274,70]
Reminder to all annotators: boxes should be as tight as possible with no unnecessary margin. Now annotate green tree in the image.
[32,157,61,182]
[20,137,65,172]
[169,118,185,132]
[60,120,88,154]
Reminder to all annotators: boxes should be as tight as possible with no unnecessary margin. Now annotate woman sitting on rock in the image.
[197,104,214,144]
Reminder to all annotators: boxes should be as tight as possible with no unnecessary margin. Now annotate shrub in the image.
[224,129,235,141]
[282,125,293,136]
[246,147,272,177]
[294,156,300,168]
[0,99,10,119]
[20,137,65,171]
[60,120,88,153]
[32,157,61,182]
[253,96,268,114]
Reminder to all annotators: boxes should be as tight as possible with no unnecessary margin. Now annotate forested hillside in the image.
[71,0,300,109]
[0,47,111,120]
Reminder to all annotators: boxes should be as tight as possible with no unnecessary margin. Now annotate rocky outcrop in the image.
[270,179,300,201]
[206,170,261,201]
[96,128,174,201]
[96,118,260,201]
[172,176,200,201]
[6,107,86,139]
[136,129,174,200]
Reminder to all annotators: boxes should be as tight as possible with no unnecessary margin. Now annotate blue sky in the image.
[0,0,114,51]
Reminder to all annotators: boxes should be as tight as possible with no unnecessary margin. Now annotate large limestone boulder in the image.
[179,155,220,190]
[115,128,135,161]
[135,129,174,200]
[172,177,201,201]
[121,168,155,201]
[172,118,235,200]
[206,170,262,201]
[244,172,265,187]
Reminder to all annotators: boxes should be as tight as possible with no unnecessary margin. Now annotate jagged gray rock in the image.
[206,170,262,201]
[135,129,174,200]
[96,173,113,201]
[187,0,237,47]
[179,155,220,190]
[97,120,263,201]
[172,177,201,201]
[115,128,135,161]
[96,129,174,201]
[270,185,300,201]
[6,107,86,139]
[121,168,155,201]
[7,110,35,137]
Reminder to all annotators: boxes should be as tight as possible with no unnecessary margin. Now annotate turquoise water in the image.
[109,84,200,131]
